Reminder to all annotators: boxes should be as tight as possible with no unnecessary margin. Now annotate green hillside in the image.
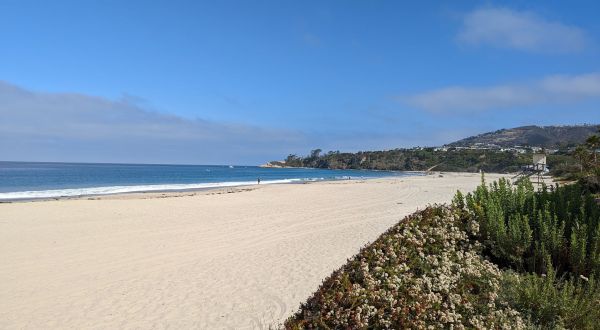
[448,125,600,149]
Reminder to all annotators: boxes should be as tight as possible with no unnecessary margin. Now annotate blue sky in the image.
[1,0,599,164]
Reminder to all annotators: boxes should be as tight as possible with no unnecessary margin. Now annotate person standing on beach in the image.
[257,178,261,184]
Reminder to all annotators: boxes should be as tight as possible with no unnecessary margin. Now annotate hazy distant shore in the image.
[0,172,508,328]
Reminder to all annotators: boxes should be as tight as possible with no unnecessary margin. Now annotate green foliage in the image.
[458,179,600,277]
[451,189,465,210]
[553,129,600,191]
[455,178,600,329]
[285,148,536,173]
[502,267,600,329]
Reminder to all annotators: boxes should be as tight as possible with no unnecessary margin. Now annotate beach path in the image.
[0,173,505,329]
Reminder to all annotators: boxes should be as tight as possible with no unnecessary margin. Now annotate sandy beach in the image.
[0,172,507,329]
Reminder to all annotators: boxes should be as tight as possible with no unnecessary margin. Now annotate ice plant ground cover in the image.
[285,205,524,328]
[285,177,600,329]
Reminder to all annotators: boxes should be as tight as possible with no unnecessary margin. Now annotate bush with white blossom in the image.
[285,205,524,329]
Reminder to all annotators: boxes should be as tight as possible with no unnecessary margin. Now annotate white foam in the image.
[0,178,305,200]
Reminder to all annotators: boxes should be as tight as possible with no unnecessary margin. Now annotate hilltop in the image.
[447,124,599,149]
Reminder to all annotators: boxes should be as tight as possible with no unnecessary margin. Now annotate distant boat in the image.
[229,165,234,168]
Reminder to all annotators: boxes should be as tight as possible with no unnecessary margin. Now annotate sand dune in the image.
[0,172,506,329]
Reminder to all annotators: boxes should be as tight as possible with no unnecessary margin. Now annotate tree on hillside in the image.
[586,133,600,165]
[284,154,302,167]
[310,149,322,159]
[574,146,591,173]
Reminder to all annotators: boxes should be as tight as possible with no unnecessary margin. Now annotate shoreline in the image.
[0,171,426,203]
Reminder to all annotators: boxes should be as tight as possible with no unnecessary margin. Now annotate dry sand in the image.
[0,172,507,329]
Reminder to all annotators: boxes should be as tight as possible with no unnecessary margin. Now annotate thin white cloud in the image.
[0,81,475,162]
[403,73,600,113]
[458,7,587,53]
[0,81,306,164]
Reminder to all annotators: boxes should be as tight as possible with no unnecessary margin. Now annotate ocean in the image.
[0,161,416,200]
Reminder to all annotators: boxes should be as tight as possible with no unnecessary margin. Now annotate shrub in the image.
[501,267,600,329]
[456,178,600,329]
[285,206,524,329]
[458,178,600,277]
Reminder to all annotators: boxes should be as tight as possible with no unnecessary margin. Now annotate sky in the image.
[1,0,599,165]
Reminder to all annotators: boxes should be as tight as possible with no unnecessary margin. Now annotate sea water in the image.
[0,161,417,200]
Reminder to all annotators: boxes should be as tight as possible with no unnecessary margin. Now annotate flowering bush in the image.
[285,206,524,329]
